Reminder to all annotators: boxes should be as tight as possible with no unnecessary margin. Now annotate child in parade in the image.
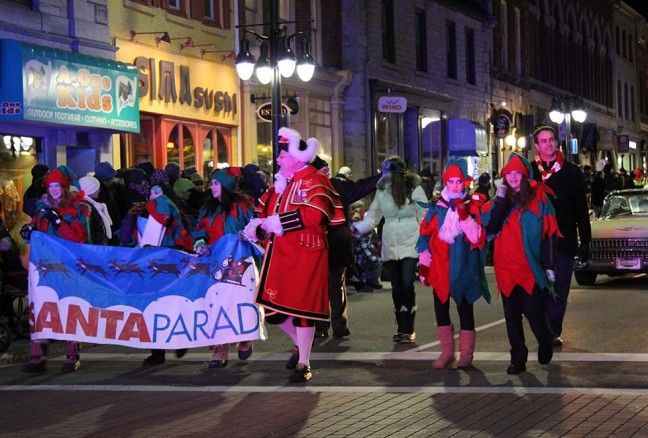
[417,158,490,369]
[350,203,382,293]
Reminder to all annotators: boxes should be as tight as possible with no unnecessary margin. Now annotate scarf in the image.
[438,188,465,244]
[535,150,563,181]
[84,196,113,239]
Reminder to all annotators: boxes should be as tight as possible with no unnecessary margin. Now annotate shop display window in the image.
[0,134,39,229]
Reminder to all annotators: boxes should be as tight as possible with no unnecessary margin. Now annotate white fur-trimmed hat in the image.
[277,127,318,164]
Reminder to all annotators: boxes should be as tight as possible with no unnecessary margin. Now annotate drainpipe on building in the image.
[332,70,352,173]
[67,0,79,53]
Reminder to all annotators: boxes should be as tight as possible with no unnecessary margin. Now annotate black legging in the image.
[433,293,475,330]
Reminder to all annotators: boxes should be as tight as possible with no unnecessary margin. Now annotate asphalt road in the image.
[1,270,647,437]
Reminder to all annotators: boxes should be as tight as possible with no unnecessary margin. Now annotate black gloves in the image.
[42,208,62,227]
[20,223,33,241]
[578,243,591,263]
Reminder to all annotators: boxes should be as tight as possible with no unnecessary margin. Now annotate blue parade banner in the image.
[27,232,266,349]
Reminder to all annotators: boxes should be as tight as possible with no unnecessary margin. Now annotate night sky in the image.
[624,0,648,20]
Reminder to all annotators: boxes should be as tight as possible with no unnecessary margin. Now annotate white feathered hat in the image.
[277,127,318,164]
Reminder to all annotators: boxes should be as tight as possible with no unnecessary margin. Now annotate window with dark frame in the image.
[415,9,427,72]
[624,82,629,120]
[204,0,216,21]
[617,80,623,118]
[168,0,181,11]
[446,20,457,79]
[465,27,475,84]
[631,85,635,122]
[381,0,395,63]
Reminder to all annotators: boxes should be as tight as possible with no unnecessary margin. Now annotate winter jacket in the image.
[353,184,428,261]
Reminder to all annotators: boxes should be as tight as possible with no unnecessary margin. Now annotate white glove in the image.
[496,183,508,198]
[546,269,556,283]
[261,214,284,236]
[243,218,264,242]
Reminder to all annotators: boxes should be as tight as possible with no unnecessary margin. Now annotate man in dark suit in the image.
[530,126,591,347]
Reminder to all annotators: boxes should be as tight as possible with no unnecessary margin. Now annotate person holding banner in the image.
[244,127,345,383]
[118,183,192,366]
[193,167,255,368]
[21,167,91,374]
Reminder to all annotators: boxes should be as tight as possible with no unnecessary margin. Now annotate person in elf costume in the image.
[193,167,255,368]
[482,153,559,375]
[417,158,490,370]
[118,184,192,366]
[530,125,591,348]
[244,127,345,383]
[21,166,91,374]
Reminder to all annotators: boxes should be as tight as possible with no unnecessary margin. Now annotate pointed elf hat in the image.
[501,152,534,179]
[442,158,472,187]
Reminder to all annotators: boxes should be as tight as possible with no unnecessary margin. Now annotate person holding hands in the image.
[418,158,490,369]
[482,153,559,375]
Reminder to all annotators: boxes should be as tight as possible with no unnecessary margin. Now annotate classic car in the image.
[573,188,648,286]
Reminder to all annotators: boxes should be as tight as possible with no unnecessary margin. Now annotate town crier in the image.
[244,127,345,382]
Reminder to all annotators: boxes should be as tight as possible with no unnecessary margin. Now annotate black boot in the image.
[400,309,416,344]
[393,311,404,342]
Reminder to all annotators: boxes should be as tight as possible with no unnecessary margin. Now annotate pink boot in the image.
[432,325,455,369]
[456,330,476,369]
[22,340,46,373]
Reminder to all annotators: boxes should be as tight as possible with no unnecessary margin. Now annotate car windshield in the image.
[601,192,648,218]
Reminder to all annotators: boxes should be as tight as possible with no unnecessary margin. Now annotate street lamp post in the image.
[548,95,588,163]
[235,0,316,173]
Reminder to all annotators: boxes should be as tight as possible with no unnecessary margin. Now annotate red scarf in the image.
[535,150,563,181]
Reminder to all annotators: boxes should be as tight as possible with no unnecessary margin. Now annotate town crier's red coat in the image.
[255,165,345,321]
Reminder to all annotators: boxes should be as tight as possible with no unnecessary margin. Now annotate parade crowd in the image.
[4,125,645,382]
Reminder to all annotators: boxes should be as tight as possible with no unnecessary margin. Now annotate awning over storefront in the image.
[448,119,487,156]
[0,39,140,133]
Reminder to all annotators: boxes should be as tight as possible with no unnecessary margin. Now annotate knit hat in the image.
[79,176,100,196]
[211,167,241,192]
[150,169,170,187]
[442,158,471,185]
[477,173,491,188]
[276,127,318,164]
[184,165,197,177]
[189,172,204,186]
[501,153,533,179]
[94,162,116,181]
[338,166,352,177]
[165,162,181,180]
[136,161,155,180]
[381,156,406,174]
[31,164,49,180]
[124,168,147,185]
[311,155,330,171]
[419,168,432,178]
[173,178,195,198]
[43,169,71,187]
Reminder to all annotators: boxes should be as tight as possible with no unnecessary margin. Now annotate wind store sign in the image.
[378,96,407,113]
